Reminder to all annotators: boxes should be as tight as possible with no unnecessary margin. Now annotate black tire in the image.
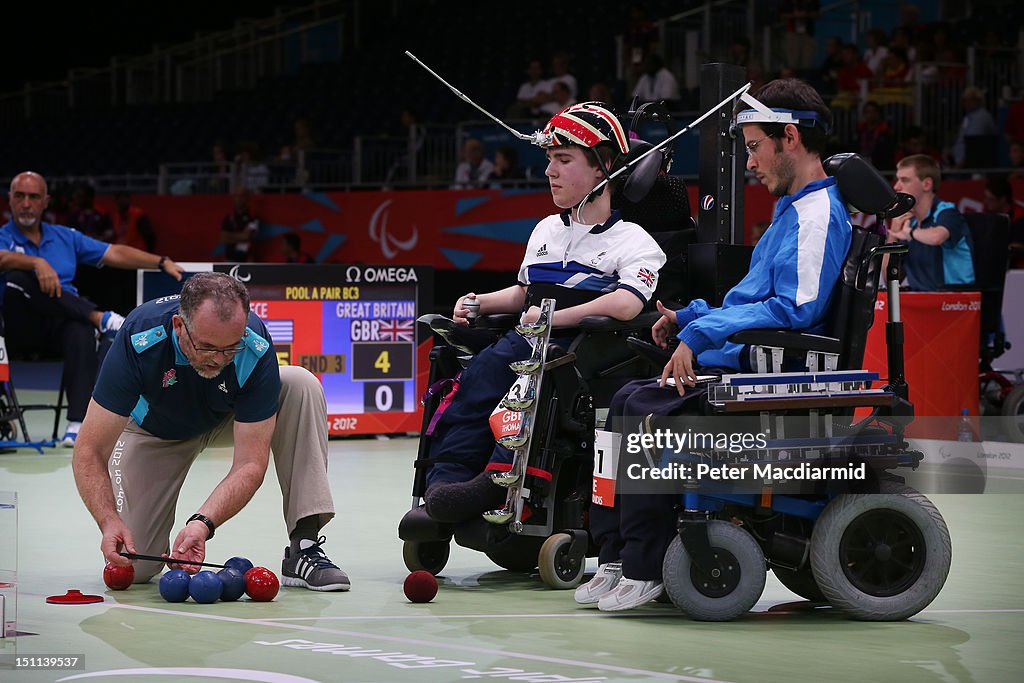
[485,539,540,573]
[773,564,826,603]
[1001,384,1024,444]
[538,533,586,589]
[402,540,451,576]
[662,521,767,621]
[810,482,951,620]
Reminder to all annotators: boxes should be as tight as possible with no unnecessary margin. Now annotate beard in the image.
[768,153,796,197]
[183,348,228,379]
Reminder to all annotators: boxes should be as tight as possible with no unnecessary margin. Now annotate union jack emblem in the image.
[379,319,415,342]
[637,268,657,288]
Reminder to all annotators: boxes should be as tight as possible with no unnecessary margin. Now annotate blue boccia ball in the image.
[224,556,254,575]
[217,567,246,602]
[189,570,223,604]
[159,570,192,603]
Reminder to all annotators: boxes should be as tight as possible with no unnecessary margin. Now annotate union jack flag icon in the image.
[379,319,415,342]
[637,268,657,287]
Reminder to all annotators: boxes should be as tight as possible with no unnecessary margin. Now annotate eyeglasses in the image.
[744,136,775,156]
[180,318,246,356]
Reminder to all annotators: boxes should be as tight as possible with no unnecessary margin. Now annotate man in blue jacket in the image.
[577,78,853,612]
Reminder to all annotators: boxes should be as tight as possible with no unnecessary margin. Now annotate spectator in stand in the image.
[508,58,548,118]
[780,0,821,72]
[537,81,576,117]
[453,138,495,189]
[220,188,259,262]
[587,82,615,109]
[855,101,896,170]
[1008,140,1024,181]
[984,175,1022,222]
[631,53,680,106]
[623,6,659,92]
[897,4,927,43]
[863,28,889,75]
[873,46,912,106]
[0,171,184,446]
[236,142,269,193]
[889,27,917,64]
[953,86,998,168]
[895,126,942,165]
[548,52,578,101]
[490,145,526,187]
[729,37,751,68]
[817,36,844,98]
[208,141,232,194]
[282,232,315,264]
[66,183,113,242]
[1002,92,1024,146]
[831,42,873,109]
[111,192,155,252]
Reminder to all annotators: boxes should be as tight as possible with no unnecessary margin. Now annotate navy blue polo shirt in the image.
[904,200,975,291]
[0,219,110,304]
[93,295,280,440]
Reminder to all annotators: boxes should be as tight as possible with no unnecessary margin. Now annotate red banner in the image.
[862,291,980,439]
[3,178,1015,273]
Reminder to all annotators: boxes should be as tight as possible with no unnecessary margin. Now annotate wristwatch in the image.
[187,513,216,539]
[158,255,169,270]
[909,226,917,241]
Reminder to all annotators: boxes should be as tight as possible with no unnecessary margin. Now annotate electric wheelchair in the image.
[398,166,697,587]
[624,152,952,621]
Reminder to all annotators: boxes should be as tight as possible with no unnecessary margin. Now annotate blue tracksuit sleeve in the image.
[675,299,713,328]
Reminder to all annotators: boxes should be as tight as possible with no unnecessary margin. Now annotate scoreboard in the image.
[138,263,433,436]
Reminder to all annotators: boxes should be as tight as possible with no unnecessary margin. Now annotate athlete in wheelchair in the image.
[399,100,697,583]
[581,79,952,620]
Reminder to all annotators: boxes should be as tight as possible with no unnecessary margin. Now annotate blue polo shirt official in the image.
[903,200,975,291]
[93,295,281,440]
[0,219,110,304]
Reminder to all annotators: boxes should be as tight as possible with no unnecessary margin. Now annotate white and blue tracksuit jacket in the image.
[676,176,853,370]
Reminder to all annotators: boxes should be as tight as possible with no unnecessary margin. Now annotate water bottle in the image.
[957,408,975,442]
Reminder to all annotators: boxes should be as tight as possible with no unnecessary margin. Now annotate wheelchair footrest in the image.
[398,505,455,542]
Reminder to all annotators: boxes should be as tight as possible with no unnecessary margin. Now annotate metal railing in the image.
[0,0,348,122]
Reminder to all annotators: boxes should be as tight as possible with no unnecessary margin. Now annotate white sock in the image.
[66,421,82,435]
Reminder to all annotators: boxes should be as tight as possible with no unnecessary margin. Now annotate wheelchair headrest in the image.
[824,153,915,220]
[621,139,665,203]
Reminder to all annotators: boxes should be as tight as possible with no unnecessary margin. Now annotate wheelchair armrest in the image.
[626,337,672,366]
[577,311,660,332]
[730,329,841,355]
[476,313,518,329]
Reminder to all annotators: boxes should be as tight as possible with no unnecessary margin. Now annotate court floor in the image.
[2,389,1024,683]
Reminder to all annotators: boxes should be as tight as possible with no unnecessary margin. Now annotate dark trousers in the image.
[425,329,577,487]
[589,375,714,581]
[426,330,533,486]
[3,271,100,422]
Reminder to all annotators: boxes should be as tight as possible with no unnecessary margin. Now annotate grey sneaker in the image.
[574,562,622,605]
[281,536,350,591]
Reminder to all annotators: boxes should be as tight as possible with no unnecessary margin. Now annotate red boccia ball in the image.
[244,566,280,602]
[103,562,135,590]
[403,570,438,603]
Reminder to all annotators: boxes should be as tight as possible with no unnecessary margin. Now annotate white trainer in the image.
[574,562,622,605]
[597,577,663,612]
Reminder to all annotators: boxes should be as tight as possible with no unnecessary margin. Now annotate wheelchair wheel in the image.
[772,565,826,603]
[402,540,451,576]
[810,482,951,621]
[662,521,767,621]
[1001,384,1024,443]
[538,533,586,589]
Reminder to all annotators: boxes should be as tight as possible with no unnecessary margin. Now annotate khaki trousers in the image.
[108,365,334,582]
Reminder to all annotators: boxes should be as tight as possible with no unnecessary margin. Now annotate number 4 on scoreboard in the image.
[352,342,413,381]
[374,350,390,374]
